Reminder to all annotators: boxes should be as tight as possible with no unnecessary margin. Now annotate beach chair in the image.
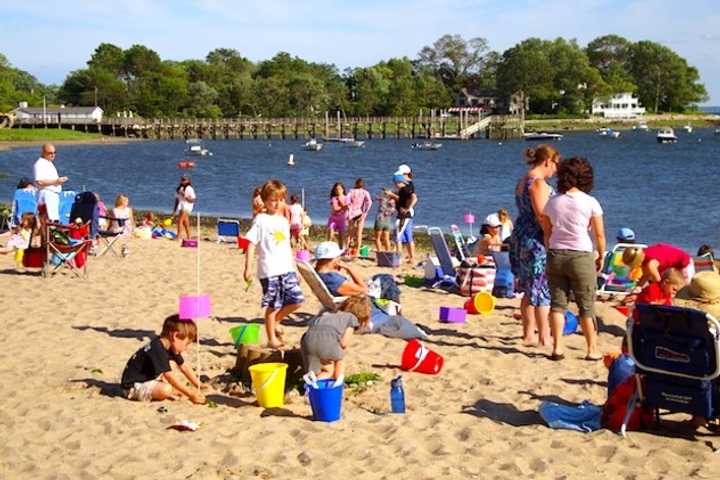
[69,192,100,238]
[598,243,647,296]
[449,224,471,261]
[693,253,717,274]
[44,221,93,277]
[59,190,77,225]
[296,260,347,312]
[11,189,37,226]
[95,216,129,257]
[428,227,458,288]
[624,304,720,435]
[217,218,240,244]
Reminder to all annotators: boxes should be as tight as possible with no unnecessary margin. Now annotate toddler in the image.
[243,179,305,349]
[120,315,206,404]
[0,212,36,271]
[634,267,684,307]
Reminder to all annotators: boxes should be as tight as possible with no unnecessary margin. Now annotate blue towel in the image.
[539,400,603,432]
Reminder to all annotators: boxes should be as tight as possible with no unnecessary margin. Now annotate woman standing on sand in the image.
[509,145,558,348]
[173,175,196,241]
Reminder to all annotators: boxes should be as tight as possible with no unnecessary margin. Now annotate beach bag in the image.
[457,265,495,297]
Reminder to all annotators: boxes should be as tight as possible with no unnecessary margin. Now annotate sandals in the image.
[584,353,603,361]
[550,352,565,361]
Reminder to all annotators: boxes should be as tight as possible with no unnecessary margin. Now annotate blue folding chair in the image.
[59,190,77,225]
[624,304,720,435]
[11,189,38,226]
[217,218,240,244]
[428,227,458,288]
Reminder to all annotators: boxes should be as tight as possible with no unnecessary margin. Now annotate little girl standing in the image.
[327,182,348,249]
[0,212,36,271]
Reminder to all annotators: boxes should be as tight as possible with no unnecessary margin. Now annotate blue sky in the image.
[2,0,718,104]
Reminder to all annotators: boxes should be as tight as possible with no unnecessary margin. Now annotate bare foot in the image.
[275,327,285,340]
[522,337,538,347]
[266,339,284,350]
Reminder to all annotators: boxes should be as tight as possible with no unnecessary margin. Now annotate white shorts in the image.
[122,380,160,401]
[37,190,60,222]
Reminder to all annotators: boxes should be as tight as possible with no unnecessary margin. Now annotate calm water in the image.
[1,130,719,252]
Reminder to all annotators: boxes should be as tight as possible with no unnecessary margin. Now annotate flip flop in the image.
[550,353,565,361]
[584,354,603,361]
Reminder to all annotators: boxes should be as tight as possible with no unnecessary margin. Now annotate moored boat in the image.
[524,132,563,141]
[304,138,323,151]
[411,142,443,150]
[186,139,211,156]
[656,127,678,144]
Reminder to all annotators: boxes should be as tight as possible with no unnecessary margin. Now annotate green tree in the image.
[417,34,492,95]
[496,38,554,113]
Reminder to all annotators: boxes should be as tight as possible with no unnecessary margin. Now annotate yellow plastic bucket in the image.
[249,363,287,408]
[473,292,496,315]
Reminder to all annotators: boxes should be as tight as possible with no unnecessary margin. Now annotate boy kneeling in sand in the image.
[121,315,206,404]
[301,295,371,380]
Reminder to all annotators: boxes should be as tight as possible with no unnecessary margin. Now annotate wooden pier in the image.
[11,113,525,141]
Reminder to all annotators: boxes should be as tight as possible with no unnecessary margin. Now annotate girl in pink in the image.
[327,182,348,249]
[346,178,372,257]
[288,195,307,250]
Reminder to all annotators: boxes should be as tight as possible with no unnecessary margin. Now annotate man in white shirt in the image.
[33,144,68,222]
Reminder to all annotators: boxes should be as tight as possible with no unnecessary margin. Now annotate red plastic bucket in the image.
[237,236,250,251]
[400,339,443,374]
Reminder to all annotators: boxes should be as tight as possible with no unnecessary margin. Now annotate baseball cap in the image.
[393,173,407,184]
[397,164,411,175]
[315,241,343,260]
[616,227,635,242]
[484,214,501,228]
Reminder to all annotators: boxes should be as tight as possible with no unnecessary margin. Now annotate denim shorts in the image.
[396,217,414,244]
[547,249,597,317]
[260,271,305,310]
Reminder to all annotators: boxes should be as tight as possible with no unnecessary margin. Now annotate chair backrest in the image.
[217,218,240,243]
[449,224,469,261]
[628,304,720,381]
[59,190,77,225]
[12,189,37,225]
[296,260,340,312]
[694,253,717,273]
[598,243,647,294]
[428,227,456,277]
[70,192,99,237]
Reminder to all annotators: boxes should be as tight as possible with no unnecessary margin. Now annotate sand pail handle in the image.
[260,367,280,391]
[409,342,429,372]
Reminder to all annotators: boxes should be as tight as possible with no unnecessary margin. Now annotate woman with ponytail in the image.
[509,145,559,350]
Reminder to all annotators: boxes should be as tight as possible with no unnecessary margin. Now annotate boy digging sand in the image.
[120,315,206,404]
[244,179,305,349]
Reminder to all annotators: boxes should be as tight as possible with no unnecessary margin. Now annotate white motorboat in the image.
[524,132,563,141]
[597,128,621,138]
[656,127,678,144]
[683,124,693,133]
[411,142,443,150]
[185,139,211,156]
[632,122,649,131]
[303,138,323,151]
[347,140,365,148]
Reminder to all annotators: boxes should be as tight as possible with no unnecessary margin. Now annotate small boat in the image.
[632,122,649,131]
[177,161,196,169]
[411,142,443,150]
[524,132,563,141]
[287,154,295,166]
[715,128,720,135]
[656,127,678,144]
[303,139,323,151]
[682,124,693,133]
[185,139,211,156]
[347,140,365,148]
[597,128,621,138]
[324,137,355,143]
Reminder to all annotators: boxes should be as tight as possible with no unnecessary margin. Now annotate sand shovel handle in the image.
[409,342,429,372]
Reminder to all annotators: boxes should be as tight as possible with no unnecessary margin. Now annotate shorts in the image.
[122,380,161,401]
[396,217,414,244]
[300,327,344,373]
[37,190,60,222]
[328,215,348,234]
[260,272,305,310]
[290,223,302,238]
[349,213,363,222]
[547,249,597,317]
[374,218,392,232]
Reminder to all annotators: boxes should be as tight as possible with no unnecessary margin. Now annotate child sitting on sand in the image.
[301,295,371,379]
[244,179,305,349]
[0,212,36,271]
[120,315,206,404]
[633,267,684,308]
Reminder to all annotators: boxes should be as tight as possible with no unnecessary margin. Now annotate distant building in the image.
[13,103,104,124]
[592,93,645,118]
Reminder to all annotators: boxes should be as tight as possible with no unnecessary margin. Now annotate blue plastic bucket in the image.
[308,379,344,422]
[563,311,578,335]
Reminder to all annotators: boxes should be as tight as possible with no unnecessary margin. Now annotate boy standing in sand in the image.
[120,315,206,404]
[244,179,305,349]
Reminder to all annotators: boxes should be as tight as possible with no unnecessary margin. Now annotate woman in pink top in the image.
[542,157,606,361]
[327,182,349,249]
[623,243,692,285]
[346,178,373,257]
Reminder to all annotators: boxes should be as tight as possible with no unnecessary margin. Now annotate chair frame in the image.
[44,222,92,278]
[217,218,240,244]
[598,242,647,296]
[428,227,458,289]
[296,260,347,312]
[95,215,129,257]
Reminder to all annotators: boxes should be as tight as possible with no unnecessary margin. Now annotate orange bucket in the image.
[464,292,496,315]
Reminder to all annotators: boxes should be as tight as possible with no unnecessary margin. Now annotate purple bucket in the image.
[439,306,466,324]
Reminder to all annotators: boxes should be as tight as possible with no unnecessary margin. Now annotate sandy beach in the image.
[1,237,719,479]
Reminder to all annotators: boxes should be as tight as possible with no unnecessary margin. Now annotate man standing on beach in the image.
[33,143,68,222]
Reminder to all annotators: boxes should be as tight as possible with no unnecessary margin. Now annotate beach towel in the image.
[539,400,603,432]
[371,313,428,340]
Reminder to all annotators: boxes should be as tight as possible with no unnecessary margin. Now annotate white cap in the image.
[315,241,343,260]
[397,164,411,175]
[484,214,501,228]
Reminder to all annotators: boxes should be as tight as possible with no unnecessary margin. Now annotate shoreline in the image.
[0,136,143,152]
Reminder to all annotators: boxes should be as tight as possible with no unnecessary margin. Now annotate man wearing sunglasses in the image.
[33,143,69,222]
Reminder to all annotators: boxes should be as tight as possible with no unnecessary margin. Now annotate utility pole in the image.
[43,95,47,127]
[94,87,98,107]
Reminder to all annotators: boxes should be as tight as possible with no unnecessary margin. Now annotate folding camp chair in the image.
[624,304,720,435]
[217,218,240,244]
[58,190,77,225]
[69,191,99,238]
[449,224,471,261]
[44,221,92,278]
[598,243,647,296]
[428,227,459,288]
[95,216,129,257]
[11,189,37,226]
[296,260,347,312]
[693,253,717,274]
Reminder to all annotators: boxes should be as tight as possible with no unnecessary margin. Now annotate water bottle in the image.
[390,375,405,414]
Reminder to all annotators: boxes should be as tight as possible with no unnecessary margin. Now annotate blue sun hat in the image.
[616,227,635,243]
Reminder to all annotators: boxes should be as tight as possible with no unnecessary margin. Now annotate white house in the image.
[592,93,645,119]
[13,103,104,124]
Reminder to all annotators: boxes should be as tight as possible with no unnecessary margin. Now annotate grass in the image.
[0,128,104,142]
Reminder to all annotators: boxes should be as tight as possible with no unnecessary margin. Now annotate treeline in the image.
[0,34,708,118]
